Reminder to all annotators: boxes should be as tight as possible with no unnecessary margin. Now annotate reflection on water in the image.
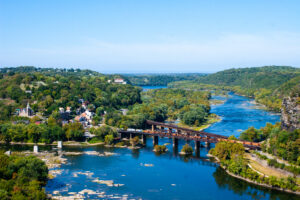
[213,167,299,200]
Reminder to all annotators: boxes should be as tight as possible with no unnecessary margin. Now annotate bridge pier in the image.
[130,133,133,141]
[173,145,178,156]
[142,135,147,145]
[152,125,155,132]
[195,141,200,151]
[173,137,178,148]
[153,136,159,146]
[205,141,211,148]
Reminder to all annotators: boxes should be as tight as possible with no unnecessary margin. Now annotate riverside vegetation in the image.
[1,66,299,196]
[209,141,299,192]
[0,151,49,199]
[169,66,300,112]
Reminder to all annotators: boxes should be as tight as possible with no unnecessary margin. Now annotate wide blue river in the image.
[3,88,298,199]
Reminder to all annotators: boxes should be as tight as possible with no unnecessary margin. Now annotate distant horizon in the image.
[1,1,300,72]
[0,65,299,74]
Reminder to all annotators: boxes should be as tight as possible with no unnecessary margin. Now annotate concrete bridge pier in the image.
[195,141,200,151]
[172,137,178,148]
[130,133,133,141]
[195,141,200,157]
[152,125,156,132]
[173,145,178,156]
[142,135,147,145]
[153,136,159,146]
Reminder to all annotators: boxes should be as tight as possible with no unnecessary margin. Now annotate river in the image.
[2,87,298,199]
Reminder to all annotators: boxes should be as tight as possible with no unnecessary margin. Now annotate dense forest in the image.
[104,88,211,129]
[122,73,206,86]
[0,152,49,199]
[240,123,300,165]
[169,66,300,111]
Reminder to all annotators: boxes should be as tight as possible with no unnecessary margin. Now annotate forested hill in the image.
[0,66,103,77]
[0,66,141,120]
[195,66,299,90]
[169,66,300,111]
[122,73,206,86]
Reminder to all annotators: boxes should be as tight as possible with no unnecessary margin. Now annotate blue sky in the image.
[1,0,300,73]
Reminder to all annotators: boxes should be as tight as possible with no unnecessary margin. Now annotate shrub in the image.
[104,135,114,145]
[115,141,125,146]
[154,145,167,153]
[130,136,140,147]
[181,144,193,155]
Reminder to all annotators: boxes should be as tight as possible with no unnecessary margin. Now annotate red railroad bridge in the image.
[118,120,261,151]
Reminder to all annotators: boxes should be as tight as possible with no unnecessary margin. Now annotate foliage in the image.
[123,73,206,86]
[228,135,238,140]
[242,123,300,165]
[209,141,244,161]
[0,66,141,120]
[89,125,117,142]
[181,144,193,154]
[104,135,114,145]
[87,137,103,144]
[130,136,140,147]
[210,141,300,191]
[154,145,167,153]
[0,152,48,199]
[169,66,300,112]
[104,88,211,128]
[63,122,84,141]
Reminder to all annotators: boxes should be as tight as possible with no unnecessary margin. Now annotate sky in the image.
[1,0,300,73]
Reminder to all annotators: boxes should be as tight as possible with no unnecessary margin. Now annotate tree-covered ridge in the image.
[0,66,103,77]
[0,67,141,120]
[169,66,300,111]
[104,88,211,129]
[0,152,48,199]
[195,66,299,89]
[123,73,206,86]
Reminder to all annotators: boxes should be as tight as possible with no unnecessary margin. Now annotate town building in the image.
[17,102,34,118]
[114,78,127,84]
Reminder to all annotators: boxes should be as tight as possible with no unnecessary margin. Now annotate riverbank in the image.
[207,154,300,195]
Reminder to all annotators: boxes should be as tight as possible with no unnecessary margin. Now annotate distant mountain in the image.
[195,66,300,90]
[170,66,300,111]
[122,73,207,86]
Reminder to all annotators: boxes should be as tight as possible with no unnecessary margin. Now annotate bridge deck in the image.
[118,130,260,149]
[146,120,228,139]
